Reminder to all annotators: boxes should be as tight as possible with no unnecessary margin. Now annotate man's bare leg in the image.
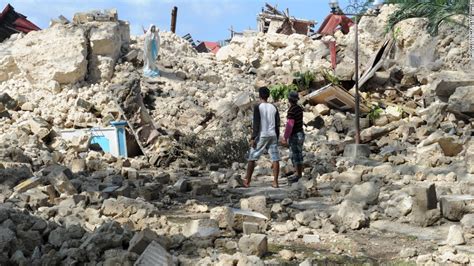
[296,164,303,178]
[272,161,280,188]
[243,161,256,187]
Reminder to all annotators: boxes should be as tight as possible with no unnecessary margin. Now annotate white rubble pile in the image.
[0,4,473,266]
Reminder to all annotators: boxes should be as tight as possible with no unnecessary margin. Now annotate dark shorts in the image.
[289,132,304,166]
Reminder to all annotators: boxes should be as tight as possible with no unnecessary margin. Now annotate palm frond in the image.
[383,0,469,35]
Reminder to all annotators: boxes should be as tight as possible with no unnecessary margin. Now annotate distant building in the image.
[196,41,220,54]
[257,3,316,36]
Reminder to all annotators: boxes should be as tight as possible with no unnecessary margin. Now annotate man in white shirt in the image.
[243,87,281,188]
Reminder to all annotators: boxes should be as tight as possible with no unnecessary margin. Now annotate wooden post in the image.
[171,6,178,33]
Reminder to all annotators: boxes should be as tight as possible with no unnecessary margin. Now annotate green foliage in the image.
[293,70,316,91]
[368,104,383,122]
[383,0,469,36]
[183,128,249,167]
[270,83,298,101]
[392,27,402,41]
[320,68,341,85]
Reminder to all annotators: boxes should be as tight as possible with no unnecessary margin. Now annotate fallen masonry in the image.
[0,3,473,266]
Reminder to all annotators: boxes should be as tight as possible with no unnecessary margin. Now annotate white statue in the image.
[143,24,160,77]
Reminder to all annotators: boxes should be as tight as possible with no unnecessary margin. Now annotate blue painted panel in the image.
[91,136,110,153]
[116,128,127,157]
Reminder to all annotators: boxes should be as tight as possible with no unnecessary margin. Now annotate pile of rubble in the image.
[0,4,473,265]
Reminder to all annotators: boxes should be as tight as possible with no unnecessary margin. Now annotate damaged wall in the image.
[0,13,130,85]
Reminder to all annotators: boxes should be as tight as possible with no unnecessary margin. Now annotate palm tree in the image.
[383,0,470,35]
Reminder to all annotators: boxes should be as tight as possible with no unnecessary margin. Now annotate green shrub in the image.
[293,70,316,91]
[269,83,298,101]
[182,128,249,167]
[320,68,341,85]
[368,104,384,122]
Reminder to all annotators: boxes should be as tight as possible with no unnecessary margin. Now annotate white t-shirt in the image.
[259,103,277,137]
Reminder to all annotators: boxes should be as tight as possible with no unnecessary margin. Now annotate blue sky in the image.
[6,0,353,41]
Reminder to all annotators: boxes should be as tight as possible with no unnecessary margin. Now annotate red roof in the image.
[196,41,220,54]
[317,14,353,35]
[0,4,40,41]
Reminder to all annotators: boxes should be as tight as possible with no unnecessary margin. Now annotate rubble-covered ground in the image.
[0,4,473,265]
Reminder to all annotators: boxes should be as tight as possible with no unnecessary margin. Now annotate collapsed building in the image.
[0,4,40,42]
[257,3,316,36]
[0,3,473,266]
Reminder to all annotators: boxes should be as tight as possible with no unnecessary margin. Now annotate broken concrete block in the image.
[210,206,234,229]
[302,234,321,244]
[240,196,267,215]
[411,183,440,226]
[440,195,474,221]
[182,219,219,238]
[238,234,268,257]
[24,188,49,208]
[47,167,77,196]
[29,117,50,136]
[243,222,259,235]
[345,182,380,205]
[445,225,465,246]
[128,228,168,255]
[124,49,138,62]
[75,98,93,111]
[189,180,217,196]
[448,86,474,115]
[70,159,86,173]
[0,93,17,110]
[133,241,172,266]
[330,200,368,230]
[122,167,138,180]
[13,176,42,193]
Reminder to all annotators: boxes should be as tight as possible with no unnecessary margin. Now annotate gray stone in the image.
[411,183,440,226]
[243,222,259,235]
[241,196,267,216]
[47,166,77,196]
[0,93,17,110]
[330,200,368,230]
[238,234,268,257]
[134,241,172,266]
[75,98,93,111]
[346,182,379,205]
[279,249,295,260]
[302,234,320,244]
[182,219,219,238]
[431,71,474,100]
[295,210,316,226]
[343,144,370,158]
[210,206,234,229]
[70,159,86,173]
[461,214,474,233]
[448,85,474,116]
[128,228,168,255]
[399,247,417,258]
[440,195,474,221]
[445,225,465,246]
[0,227,15,251]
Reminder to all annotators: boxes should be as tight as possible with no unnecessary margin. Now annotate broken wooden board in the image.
[304,84,370,113]
[357,36,395,90]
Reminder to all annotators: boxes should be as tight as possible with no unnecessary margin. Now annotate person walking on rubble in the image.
[243,87,281,188]
[281,91,305,183]
[143,24,160,77]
